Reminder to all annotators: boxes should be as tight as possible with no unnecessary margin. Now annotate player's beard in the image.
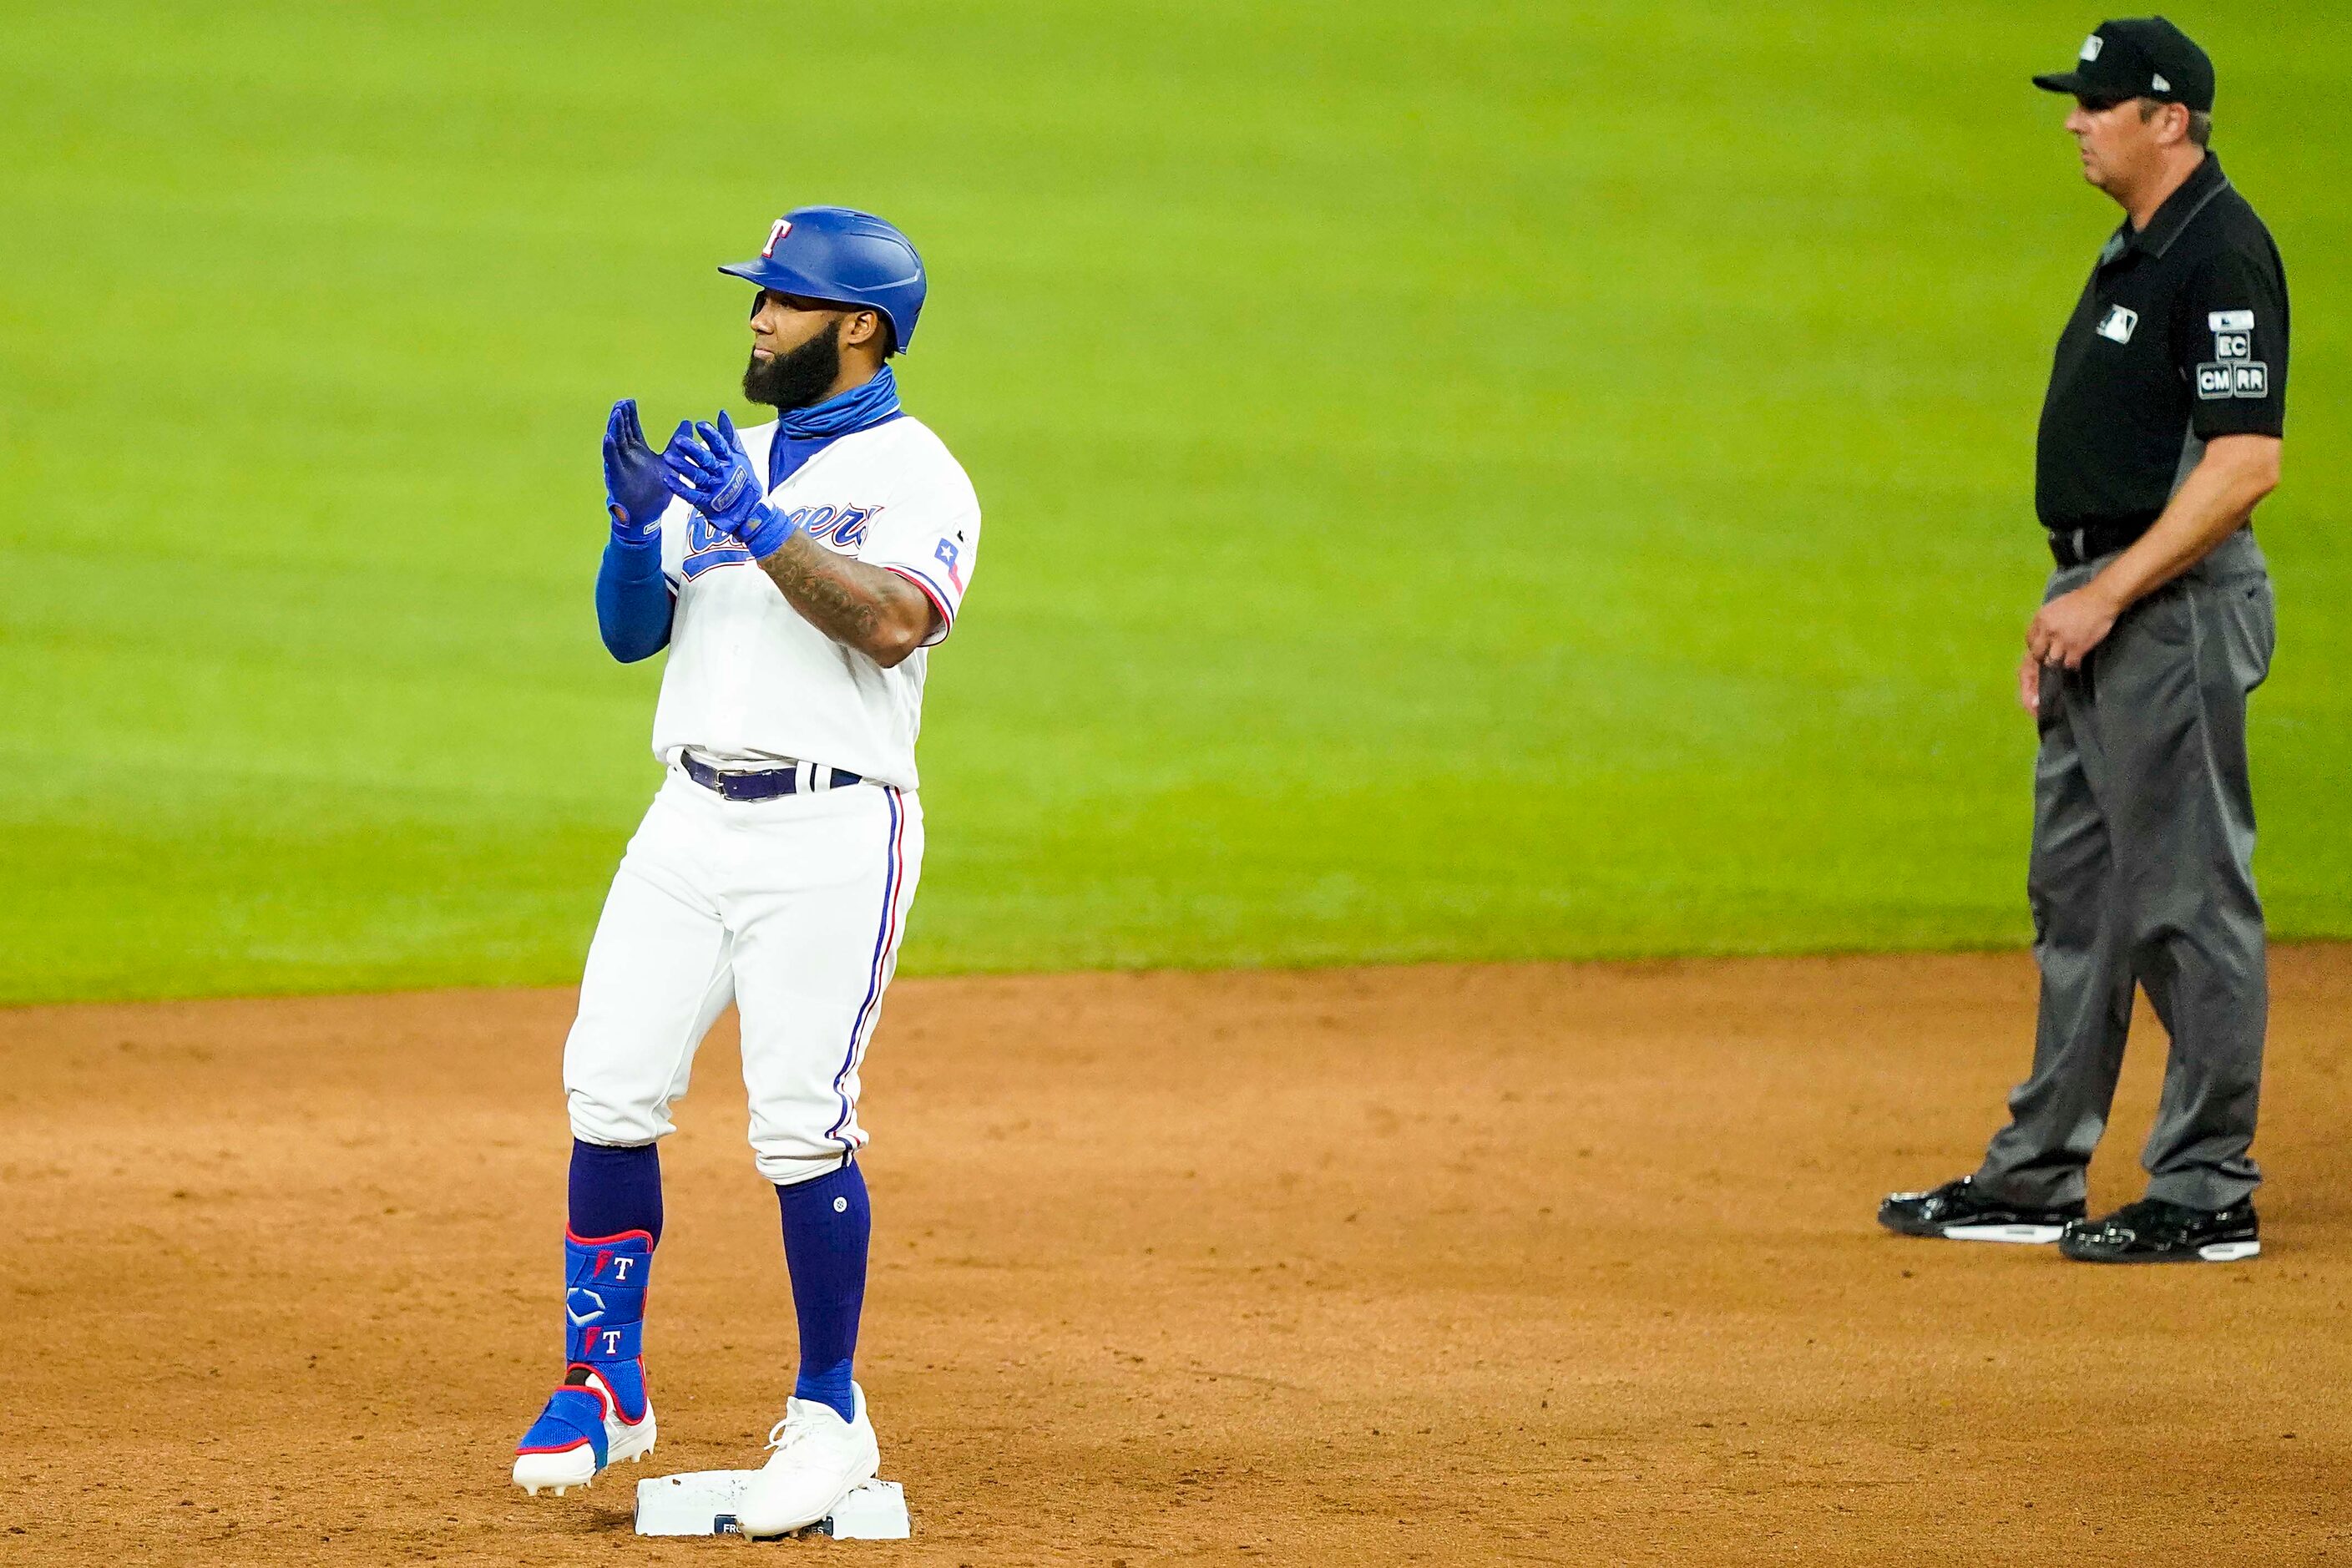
[742,323,843,412]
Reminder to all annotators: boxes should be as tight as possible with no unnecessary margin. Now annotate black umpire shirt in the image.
[2035,152,2289,554]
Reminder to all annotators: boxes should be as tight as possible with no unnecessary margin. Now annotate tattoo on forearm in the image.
[755,534,924,658]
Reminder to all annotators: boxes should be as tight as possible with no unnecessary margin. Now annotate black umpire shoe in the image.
[2059,1197,2260,1263]
[1878,1176,2085,1244]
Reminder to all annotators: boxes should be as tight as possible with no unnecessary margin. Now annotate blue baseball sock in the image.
[776,1161,870,1424]
[569,1139,663,1246]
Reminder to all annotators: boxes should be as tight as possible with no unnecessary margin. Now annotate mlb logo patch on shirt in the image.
[2094,304,2138,344]
[2208,310,2254,332]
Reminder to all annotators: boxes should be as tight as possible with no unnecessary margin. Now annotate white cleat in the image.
[735,1384,881,1539]
[513,1372,657,1497]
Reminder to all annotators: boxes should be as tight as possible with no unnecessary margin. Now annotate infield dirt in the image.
[8,948,2351,1565]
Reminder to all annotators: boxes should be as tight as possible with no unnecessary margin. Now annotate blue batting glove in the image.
[602,399,671,543]
[656,410,801,559]
[655,414,756,523]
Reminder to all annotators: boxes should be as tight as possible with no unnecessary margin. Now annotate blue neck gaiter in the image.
[769,365,903,489]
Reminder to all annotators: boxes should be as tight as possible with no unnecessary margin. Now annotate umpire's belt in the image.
[679,753,862,802]
[2047,518,2149,569]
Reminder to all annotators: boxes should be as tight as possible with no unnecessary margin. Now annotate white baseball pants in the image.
[563,766,923,1186]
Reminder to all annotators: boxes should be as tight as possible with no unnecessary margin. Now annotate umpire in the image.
[1883,17,2288,1263]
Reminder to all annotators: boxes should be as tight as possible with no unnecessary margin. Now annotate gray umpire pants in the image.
[1975,527,2276,1211]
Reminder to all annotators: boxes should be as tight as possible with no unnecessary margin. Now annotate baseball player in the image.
[510,206,978,1537]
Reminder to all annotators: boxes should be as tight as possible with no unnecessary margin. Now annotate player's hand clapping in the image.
[602,399,674,543]
[659,411,800,559]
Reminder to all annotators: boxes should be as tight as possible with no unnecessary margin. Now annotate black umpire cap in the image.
[2033,17,2214,111]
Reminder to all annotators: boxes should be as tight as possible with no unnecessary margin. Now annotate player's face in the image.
[743,291,849,411]
[747,291,847,366]
[2065,96,2165,195]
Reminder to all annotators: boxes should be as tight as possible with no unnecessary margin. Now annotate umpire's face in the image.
[2063,94,2189,196]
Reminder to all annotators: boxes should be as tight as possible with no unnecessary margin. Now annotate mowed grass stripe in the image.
[0,0,2344,1000]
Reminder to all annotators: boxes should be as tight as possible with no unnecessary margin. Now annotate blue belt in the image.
[679,753,862,802]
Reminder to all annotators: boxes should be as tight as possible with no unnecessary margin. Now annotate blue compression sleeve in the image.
[595,534,674,662]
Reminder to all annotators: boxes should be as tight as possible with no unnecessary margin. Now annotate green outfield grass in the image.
[2,1,2345,1003]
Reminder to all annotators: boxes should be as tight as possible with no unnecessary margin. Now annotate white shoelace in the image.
[766,1414,820,1454]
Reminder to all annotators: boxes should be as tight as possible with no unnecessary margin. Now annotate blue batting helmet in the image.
[717,206,927,353]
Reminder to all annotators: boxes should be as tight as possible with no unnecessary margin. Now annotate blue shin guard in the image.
[562,1228,652,1422]
[514,1229,655,1492]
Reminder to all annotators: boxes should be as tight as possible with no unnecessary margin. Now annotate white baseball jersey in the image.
[648,414,979,790]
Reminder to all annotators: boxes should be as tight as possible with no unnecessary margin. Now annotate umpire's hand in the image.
[2018,583,2122,713]
[2026,584,2119,672]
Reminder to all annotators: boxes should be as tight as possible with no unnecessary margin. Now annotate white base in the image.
[635,1470,909,1540]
